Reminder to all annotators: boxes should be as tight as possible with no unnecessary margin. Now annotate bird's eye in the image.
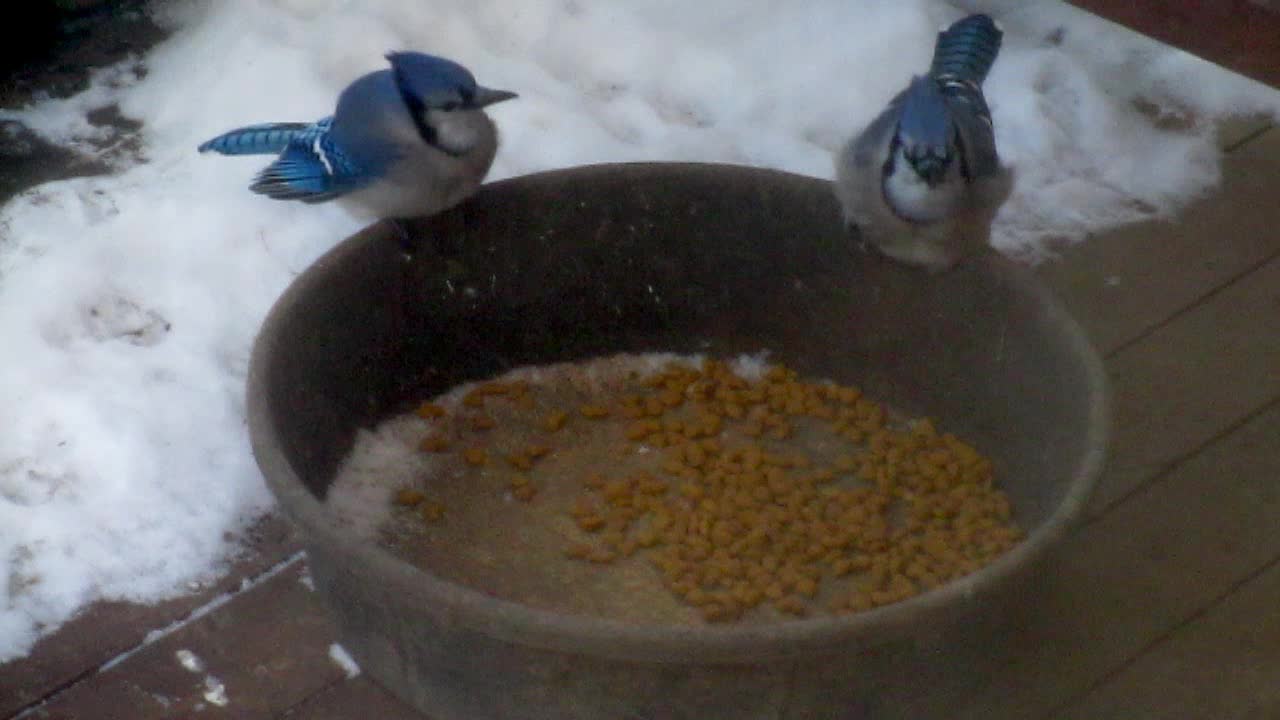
[441,100,460,111]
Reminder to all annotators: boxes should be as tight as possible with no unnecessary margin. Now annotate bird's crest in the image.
[386,51,478,110]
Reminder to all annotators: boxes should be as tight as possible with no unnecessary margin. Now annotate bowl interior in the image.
[248,162,1106,651]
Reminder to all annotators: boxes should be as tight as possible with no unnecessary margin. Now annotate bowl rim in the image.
[247,161,1109,662]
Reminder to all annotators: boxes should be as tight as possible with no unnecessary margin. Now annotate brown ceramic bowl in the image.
[247,162,1108,719]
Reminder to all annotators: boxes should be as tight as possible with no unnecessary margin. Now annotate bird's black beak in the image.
[471,86,518,108]
[915,157,949,187]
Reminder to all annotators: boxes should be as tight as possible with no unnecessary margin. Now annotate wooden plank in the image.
[21,559,343,720]
[1090,254,1280,513]
[1038,128,1280,357]
[1064,0,1280,90]
[280,676,424,719]
[883,398,1280,719]
[1055,559,1280,720]
[0,513,301,718]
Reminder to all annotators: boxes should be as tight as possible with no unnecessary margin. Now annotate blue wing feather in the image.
[248,129,372,203]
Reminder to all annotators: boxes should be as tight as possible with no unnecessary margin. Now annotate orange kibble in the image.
[565,544,593,560]
[602,479,632,499]
[685,443,707,468]
[587,548,617,564]
[774,595,808,617]
[394,489,426,507]
[476,382,510,397]
[679,483,704,501]
[644,397,665,417]
[602,530,626,549]
[843,593,873,614]
[577,515,607,532]
[636,527,661,548]
[702,603,737,623]
[619,404,646,419]
[626,420,660,442]
[638,476,669,495]
[913,417,937,437]
[795,576,819,598]
[544,410,568,432]
[580,405,610,419]
[419,435,450,453]
[415,402,447,419]
[405,358,1013,623]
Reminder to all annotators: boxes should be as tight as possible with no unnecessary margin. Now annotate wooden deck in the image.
[4,119,1278,719]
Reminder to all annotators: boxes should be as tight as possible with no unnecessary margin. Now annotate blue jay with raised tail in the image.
[199,52,516,224]
[834,14,1013,271]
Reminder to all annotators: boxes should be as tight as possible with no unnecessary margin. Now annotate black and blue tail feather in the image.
[930,14,1002,87]
[197,118,333,156]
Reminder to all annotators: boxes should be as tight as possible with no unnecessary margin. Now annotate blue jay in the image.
[834,14,1013,271]
[199,52,517,224]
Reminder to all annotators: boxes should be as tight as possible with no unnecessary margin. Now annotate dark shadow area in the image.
[0,0,168,202]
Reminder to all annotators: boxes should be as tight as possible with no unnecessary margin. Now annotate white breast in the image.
[337,110,499,221]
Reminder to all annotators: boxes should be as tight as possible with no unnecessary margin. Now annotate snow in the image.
[175,648,205,673]
[328,643,362,679]
[201,673,229,707]
[0,0,1277,664]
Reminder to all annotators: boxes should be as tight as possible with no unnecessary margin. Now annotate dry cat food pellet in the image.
[364,354,1022,624]
[544,411,569,432]
[418,435,450,453]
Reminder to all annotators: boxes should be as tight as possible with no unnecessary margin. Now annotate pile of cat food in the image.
[326,353,1022,624]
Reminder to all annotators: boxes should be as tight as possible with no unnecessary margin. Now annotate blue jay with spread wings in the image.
[834,14,1013,271]
[199,52,516,223]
